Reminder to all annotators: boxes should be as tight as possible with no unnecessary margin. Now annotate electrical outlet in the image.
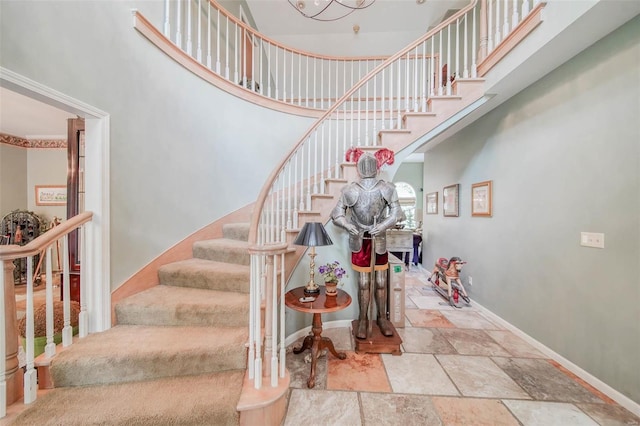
[581,232,605,249]
[468,276,473,286]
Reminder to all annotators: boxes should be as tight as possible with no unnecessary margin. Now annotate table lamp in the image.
[293,222,333,295]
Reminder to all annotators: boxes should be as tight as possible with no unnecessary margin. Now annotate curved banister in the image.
[248,0,480,246]
[0,211,93,261]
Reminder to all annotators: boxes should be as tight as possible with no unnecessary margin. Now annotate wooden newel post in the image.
[4,258,24,405]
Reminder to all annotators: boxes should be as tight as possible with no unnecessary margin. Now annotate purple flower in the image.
[318,260,348,283]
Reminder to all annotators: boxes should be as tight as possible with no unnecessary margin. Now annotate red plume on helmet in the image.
[374,148,394,169]
[345,147,395,170]
[345,147,364,163]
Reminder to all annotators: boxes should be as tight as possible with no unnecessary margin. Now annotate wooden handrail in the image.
[247,0,479,244]
[0,211,93,261]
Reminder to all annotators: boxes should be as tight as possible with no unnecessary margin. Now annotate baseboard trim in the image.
[474,300,640,417]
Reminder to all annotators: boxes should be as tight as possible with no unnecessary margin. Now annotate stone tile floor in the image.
[282,265,640,425]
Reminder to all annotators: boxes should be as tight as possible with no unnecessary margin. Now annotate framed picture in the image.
[426,192,438,214]
[35,185,67,206]
[443,184,459,217]
[471,180,493,217]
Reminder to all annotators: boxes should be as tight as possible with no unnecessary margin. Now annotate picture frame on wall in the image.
[426,192,438,214]
[443,184,459,217]
[471,180,493,217]
[35,185,67,206]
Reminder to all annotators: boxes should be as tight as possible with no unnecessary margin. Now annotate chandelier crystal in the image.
[289,0,376,22]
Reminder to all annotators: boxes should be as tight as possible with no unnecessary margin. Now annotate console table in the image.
[284,286,352,388]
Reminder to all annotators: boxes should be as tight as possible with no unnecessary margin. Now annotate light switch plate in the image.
[581,232,604,248]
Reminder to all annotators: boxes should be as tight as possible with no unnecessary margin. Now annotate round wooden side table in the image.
[284,286,352,388]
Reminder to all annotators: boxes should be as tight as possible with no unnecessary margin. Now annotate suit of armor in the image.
[331,153,403,339]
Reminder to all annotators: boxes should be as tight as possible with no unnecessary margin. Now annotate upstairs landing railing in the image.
[246,0,545,391]
[160,0,391,109]
[1,212,93,418]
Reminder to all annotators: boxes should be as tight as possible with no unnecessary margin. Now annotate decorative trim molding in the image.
[0,133,66,148]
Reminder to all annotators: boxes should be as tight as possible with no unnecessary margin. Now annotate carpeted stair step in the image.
[158,258,250,293]
[50,324,248,387]
[10,370,244,425]
[193,238,250,265]
[115,285,249,327]
[223,222,250,241]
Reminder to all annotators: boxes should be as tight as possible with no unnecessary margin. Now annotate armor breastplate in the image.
[332,180,400,254]
[347,182,389,229]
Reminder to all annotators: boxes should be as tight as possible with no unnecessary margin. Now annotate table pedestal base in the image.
[352,320,402,355]
[293,312,346,388]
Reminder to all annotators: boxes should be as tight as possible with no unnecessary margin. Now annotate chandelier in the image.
[289,0,376,22]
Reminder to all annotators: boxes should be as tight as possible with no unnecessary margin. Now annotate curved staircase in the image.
[10,224,251,425]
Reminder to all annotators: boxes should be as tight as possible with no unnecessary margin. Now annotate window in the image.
[395,182,417,229]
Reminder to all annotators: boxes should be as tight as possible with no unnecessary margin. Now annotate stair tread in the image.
[11,370,244,425]
[53,324,248,359]
[192,238,251,266]
[158,258,250,293]
[117,285,249,310]
[115,286,249,327]
[50,325,248,387]
[194,238,250,249]
[159,257,249,275]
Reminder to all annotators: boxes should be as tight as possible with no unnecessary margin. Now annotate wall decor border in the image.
[0,133,66,148]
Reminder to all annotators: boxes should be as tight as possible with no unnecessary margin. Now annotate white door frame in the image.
[0,67,111,332]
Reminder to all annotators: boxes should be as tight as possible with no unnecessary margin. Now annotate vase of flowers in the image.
[318,260,347,296]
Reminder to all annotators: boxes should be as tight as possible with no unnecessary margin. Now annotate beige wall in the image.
[0,143,27,218]
[27,148,67,222]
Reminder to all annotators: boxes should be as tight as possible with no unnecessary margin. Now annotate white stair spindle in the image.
[206,2,212,69]
[456,18,460,83]
[488,0,494,52]
[446,25,452,96]
[438,29,443,95]
[503,0,510,37]
[163,0,170,36]
[225,16,230,79]
[186,0,192,56]
[24,256,37,404]
[61,235,72,343]
[464,14,469,78]
[44,247,55,357]
[279,254,286,378]
[175,0,182,48]
[472,6,477,78]
[248,256,256,379]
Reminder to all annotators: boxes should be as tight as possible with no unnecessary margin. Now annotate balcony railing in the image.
[158,0,392,110]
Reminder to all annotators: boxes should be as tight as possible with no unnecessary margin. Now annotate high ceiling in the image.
[245,0,465,38]
[0,0,467,147]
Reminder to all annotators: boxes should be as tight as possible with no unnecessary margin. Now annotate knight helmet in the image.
[357,153,378,178]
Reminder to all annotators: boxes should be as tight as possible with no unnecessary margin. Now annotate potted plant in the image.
[318,260,347,296]
[18,300,80,358]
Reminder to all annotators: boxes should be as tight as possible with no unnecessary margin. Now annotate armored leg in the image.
[356,271,371,339]
[375,270,393,336]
